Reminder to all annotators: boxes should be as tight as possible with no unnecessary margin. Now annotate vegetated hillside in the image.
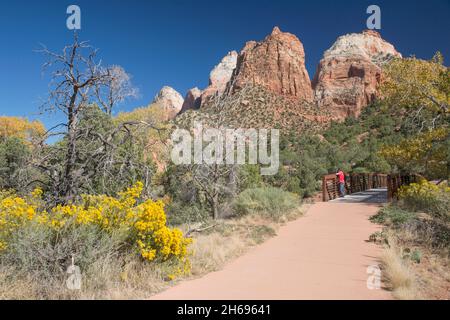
[174,85,332,134]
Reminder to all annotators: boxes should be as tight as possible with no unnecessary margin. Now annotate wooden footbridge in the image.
[322,173,421,203]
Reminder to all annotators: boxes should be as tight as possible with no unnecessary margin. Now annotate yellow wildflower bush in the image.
[0,183,192,275]
[398,179,450,221]
[0,188,45,250]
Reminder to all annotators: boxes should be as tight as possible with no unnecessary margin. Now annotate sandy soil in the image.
[151,202,392,300]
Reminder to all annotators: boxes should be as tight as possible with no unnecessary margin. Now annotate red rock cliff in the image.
[312,30,401,119]
[230,27,314,101]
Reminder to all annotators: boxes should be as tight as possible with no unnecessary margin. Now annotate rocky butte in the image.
[230,26,314,101]
[152,86,184,119]
[201,51,238,104]
[179,87,202,114]
[179,51,238,113]
[312,30,401,119]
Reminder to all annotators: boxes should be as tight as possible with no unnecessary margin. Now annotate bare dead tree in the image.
[35,34,155,203]
[95,65,139,115]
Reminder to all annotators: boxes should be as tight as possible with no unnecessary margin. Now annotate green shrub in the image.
[370,205,417,227]
[404,218,450,250]
[410,249,422,264]
[233,187,299,220]
[166,202,210,226]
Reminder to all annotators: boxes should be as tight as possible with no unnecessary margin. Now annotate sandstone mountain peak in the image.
[153,86,184,119]
[323,30,401,64]
[313,30,401,119]
[230,27,314,101]
[200,51,238,105]
[209,51,238,87]
[362,29,382,38]
[180,87,202,114]
[271,26,282,35]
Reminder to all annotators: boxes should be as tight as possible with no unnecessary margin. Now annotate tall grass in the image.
[233,187,299,220]
[381,234,418,300]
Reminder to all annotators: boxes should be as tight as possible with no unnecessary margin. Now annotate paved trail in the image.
[151,190,392,300]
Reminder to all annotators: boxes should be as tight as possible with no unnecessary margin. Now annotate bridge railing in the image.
[386,174,422,201]
[322,172,422,202]
[322,173,388,202]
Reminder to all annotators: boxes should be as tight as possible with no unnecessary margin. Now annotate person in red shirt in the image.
[336,169,346,197]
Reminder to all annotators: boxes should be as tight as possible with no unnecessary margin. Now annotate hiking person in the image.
[336,169,346,197]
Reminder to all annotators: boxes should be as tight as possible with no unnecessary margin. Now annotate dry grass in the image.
[190,233,248,276]
[0,266,39,300]
[381,234,419,300]
[374,204,450,300]
[381,226,450,300]
[0,255,175,300]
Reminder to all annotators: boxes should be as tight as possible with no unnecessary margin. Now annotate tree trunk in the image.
[212,194,219,220]
[61,91,79,202]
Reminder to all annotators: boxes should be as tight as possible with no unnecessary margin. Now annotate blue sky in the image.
[0,0,449,130]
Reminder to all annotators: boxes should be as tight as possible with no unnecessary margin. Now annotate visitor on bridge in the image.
[336,169,346,197]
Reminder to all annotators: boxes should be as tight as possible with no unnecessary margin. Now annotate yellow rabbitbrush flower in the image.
[31,187,43,199]
[133,200,192,263]
[0,192,46,252]
[398,180,450,202]
[0,183,192,273]
[398,179,450,221]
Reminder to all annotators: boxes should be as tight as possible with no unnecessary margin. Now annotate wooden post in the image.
[322,176,327,202]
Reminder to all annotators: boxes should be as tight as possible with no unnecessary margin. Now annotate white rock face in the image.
[201,51,238,104]
[323,30,401,65]
[153,86,184,118]
[209,51,238,90]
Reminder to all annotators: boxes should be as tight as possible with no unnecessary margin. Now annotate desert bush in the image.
[402,218,450,251]
[166,201,209,226]
[0,182,192,296]
[372,204,449,250]
[398,180,450,222]
[233,187,299,220]
[370,205,417,227]
[0,220,129,298]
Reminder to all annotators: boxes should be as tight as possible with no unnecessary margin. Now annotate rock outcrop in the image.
[180,87,202,114]
[201,51,238,105]
[312,30,401,119]
[230,26,313,101]
[152,86,184,119]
